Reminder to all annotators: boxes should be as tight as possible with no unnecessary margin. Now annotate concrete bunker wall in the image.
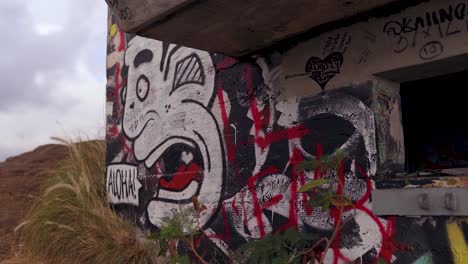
[105,0,468,263]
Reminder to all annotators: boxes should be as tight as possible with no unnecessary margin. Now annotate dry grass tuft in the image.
[0,256,47,264]
[15,140,161,264]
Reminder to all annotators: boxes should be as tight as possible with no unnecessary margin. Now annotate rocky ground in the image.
[0,144,68,261]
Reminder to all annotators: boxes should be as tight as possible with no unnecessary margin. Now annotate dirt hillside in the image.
[0,144,68,261]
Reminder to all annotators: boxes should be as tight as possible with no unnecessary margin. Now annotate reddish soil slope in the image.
[0,144,68,261]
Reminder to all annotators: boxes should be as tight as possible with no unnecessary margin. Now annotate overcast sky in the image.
[0,0,107,161]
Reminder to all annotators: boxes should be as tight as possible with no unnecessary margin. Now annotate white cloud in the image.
[25,0,70,27]
[35,23,63,35]
[0,0,108,161]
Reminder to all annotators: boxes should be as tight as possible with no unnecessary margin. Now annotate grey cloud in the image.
[0,1,106,112]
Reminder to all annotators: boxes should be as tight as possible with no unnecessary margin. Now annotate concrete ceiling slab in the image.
[107,0,400,56]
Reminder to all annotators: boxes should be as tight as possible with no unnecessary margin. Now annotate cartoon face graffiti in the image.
[122,36,225,228]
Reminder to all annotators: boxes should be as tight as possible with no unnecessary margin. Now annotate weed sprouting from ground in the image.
[16,139,161,264]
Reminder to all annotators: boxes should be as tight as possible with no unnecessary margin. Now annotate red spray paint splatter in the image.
[210,204,232,241]
[213,62,397,264]
[276,148,304,233]
[216,57,238,71]
[217,85,236,162]
[247,166,281,238]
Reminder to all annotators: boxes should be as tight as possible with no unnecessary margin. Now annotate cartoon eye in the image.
[171,53,205,95]
[136,75,149,101]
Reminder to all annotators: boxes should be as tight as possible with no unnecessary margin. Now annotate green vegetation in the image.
[153,149,352,264]
[16,139,161,264]
[239,229,317,264]
[150,196,216,264]
[11,141,351,264]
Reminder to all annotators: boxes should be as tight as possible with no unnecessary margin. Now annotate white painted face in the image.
[122,36,224,228]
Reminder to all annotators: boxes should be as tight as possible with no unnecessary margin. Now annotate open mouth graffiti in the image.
[155,142,204,203]
[119,37,224,229]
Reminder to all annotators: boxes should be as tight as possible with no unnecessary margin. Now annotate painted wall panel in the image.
[281,0,468,98]
[105,0,468,263]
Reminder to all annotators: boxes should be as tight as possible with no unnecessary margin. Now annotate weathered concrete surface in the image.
[280,0,468,97]
[106,0,468,262]
[105,0,194,32]
[106,0,401,56]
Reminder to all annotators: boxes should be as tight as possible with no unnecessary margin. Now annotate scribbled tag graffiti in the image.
[305,52,343,90]
[106,164,142,206]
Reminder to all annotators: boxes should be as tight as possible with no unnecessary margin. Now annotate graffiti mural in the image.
[105,26,397,262]
[120,37,224,229]
[106,1,468,262]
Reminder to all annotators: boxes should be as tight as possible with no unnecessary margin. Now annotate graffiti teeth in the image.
[181,151,194,165]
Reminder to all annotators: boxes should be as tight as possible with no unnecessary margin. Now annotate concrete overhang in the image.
[106,0,401,56]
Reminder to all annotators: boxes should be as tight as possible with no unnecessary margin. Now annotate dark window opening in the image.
[401,71,468,173]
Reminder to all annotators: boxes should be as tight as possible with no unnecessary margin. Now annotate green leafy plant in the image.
[295,150,345,173]
[299,178,352,212]
[155,149,354,264]
[239,229,318,264]
[295,149,352,264]
[298,178,329,192]
[376,257,390,264]
[152,196,210,264]
[238,149,352,264]
[297,150,352,211]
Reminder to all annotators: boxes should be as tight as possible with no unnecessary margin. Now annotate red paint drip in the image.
[110,30,126,119]
[330,208,343,264]
[335,250,352,263]
[154,163,163,188]
[337,160,345,195]
[144,171,148,191]
[314,143,324,179]
[354,164,372,208]
[260,106,271,128]
[240,189,249,233]
[119,135,133,158]
[243,66,309,149]
[210,204,232,241]
[262,194,284,209]
[114,62,127,116]
[277,148,303,232]
[350,163,397,264]
[247,166,281,238]
[330,160,349,264]
[114,62,122,111]
[248,166,281,183]
[255,126,310,148]
[221,204,232,241]
[244,65,263,146]
[216,57,238,70]
[316,143,324,159]
[232,195,240,215]
[358,206,396,263]
[117,30,125,51]
[380,216,397,263]
[299,157,312,215]
[107,125,119,139]
[193,235,202,248]
[217,85,236,162]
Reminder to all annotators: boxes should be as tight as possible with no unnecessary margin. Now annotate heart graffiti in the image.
[305,52,344,91]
